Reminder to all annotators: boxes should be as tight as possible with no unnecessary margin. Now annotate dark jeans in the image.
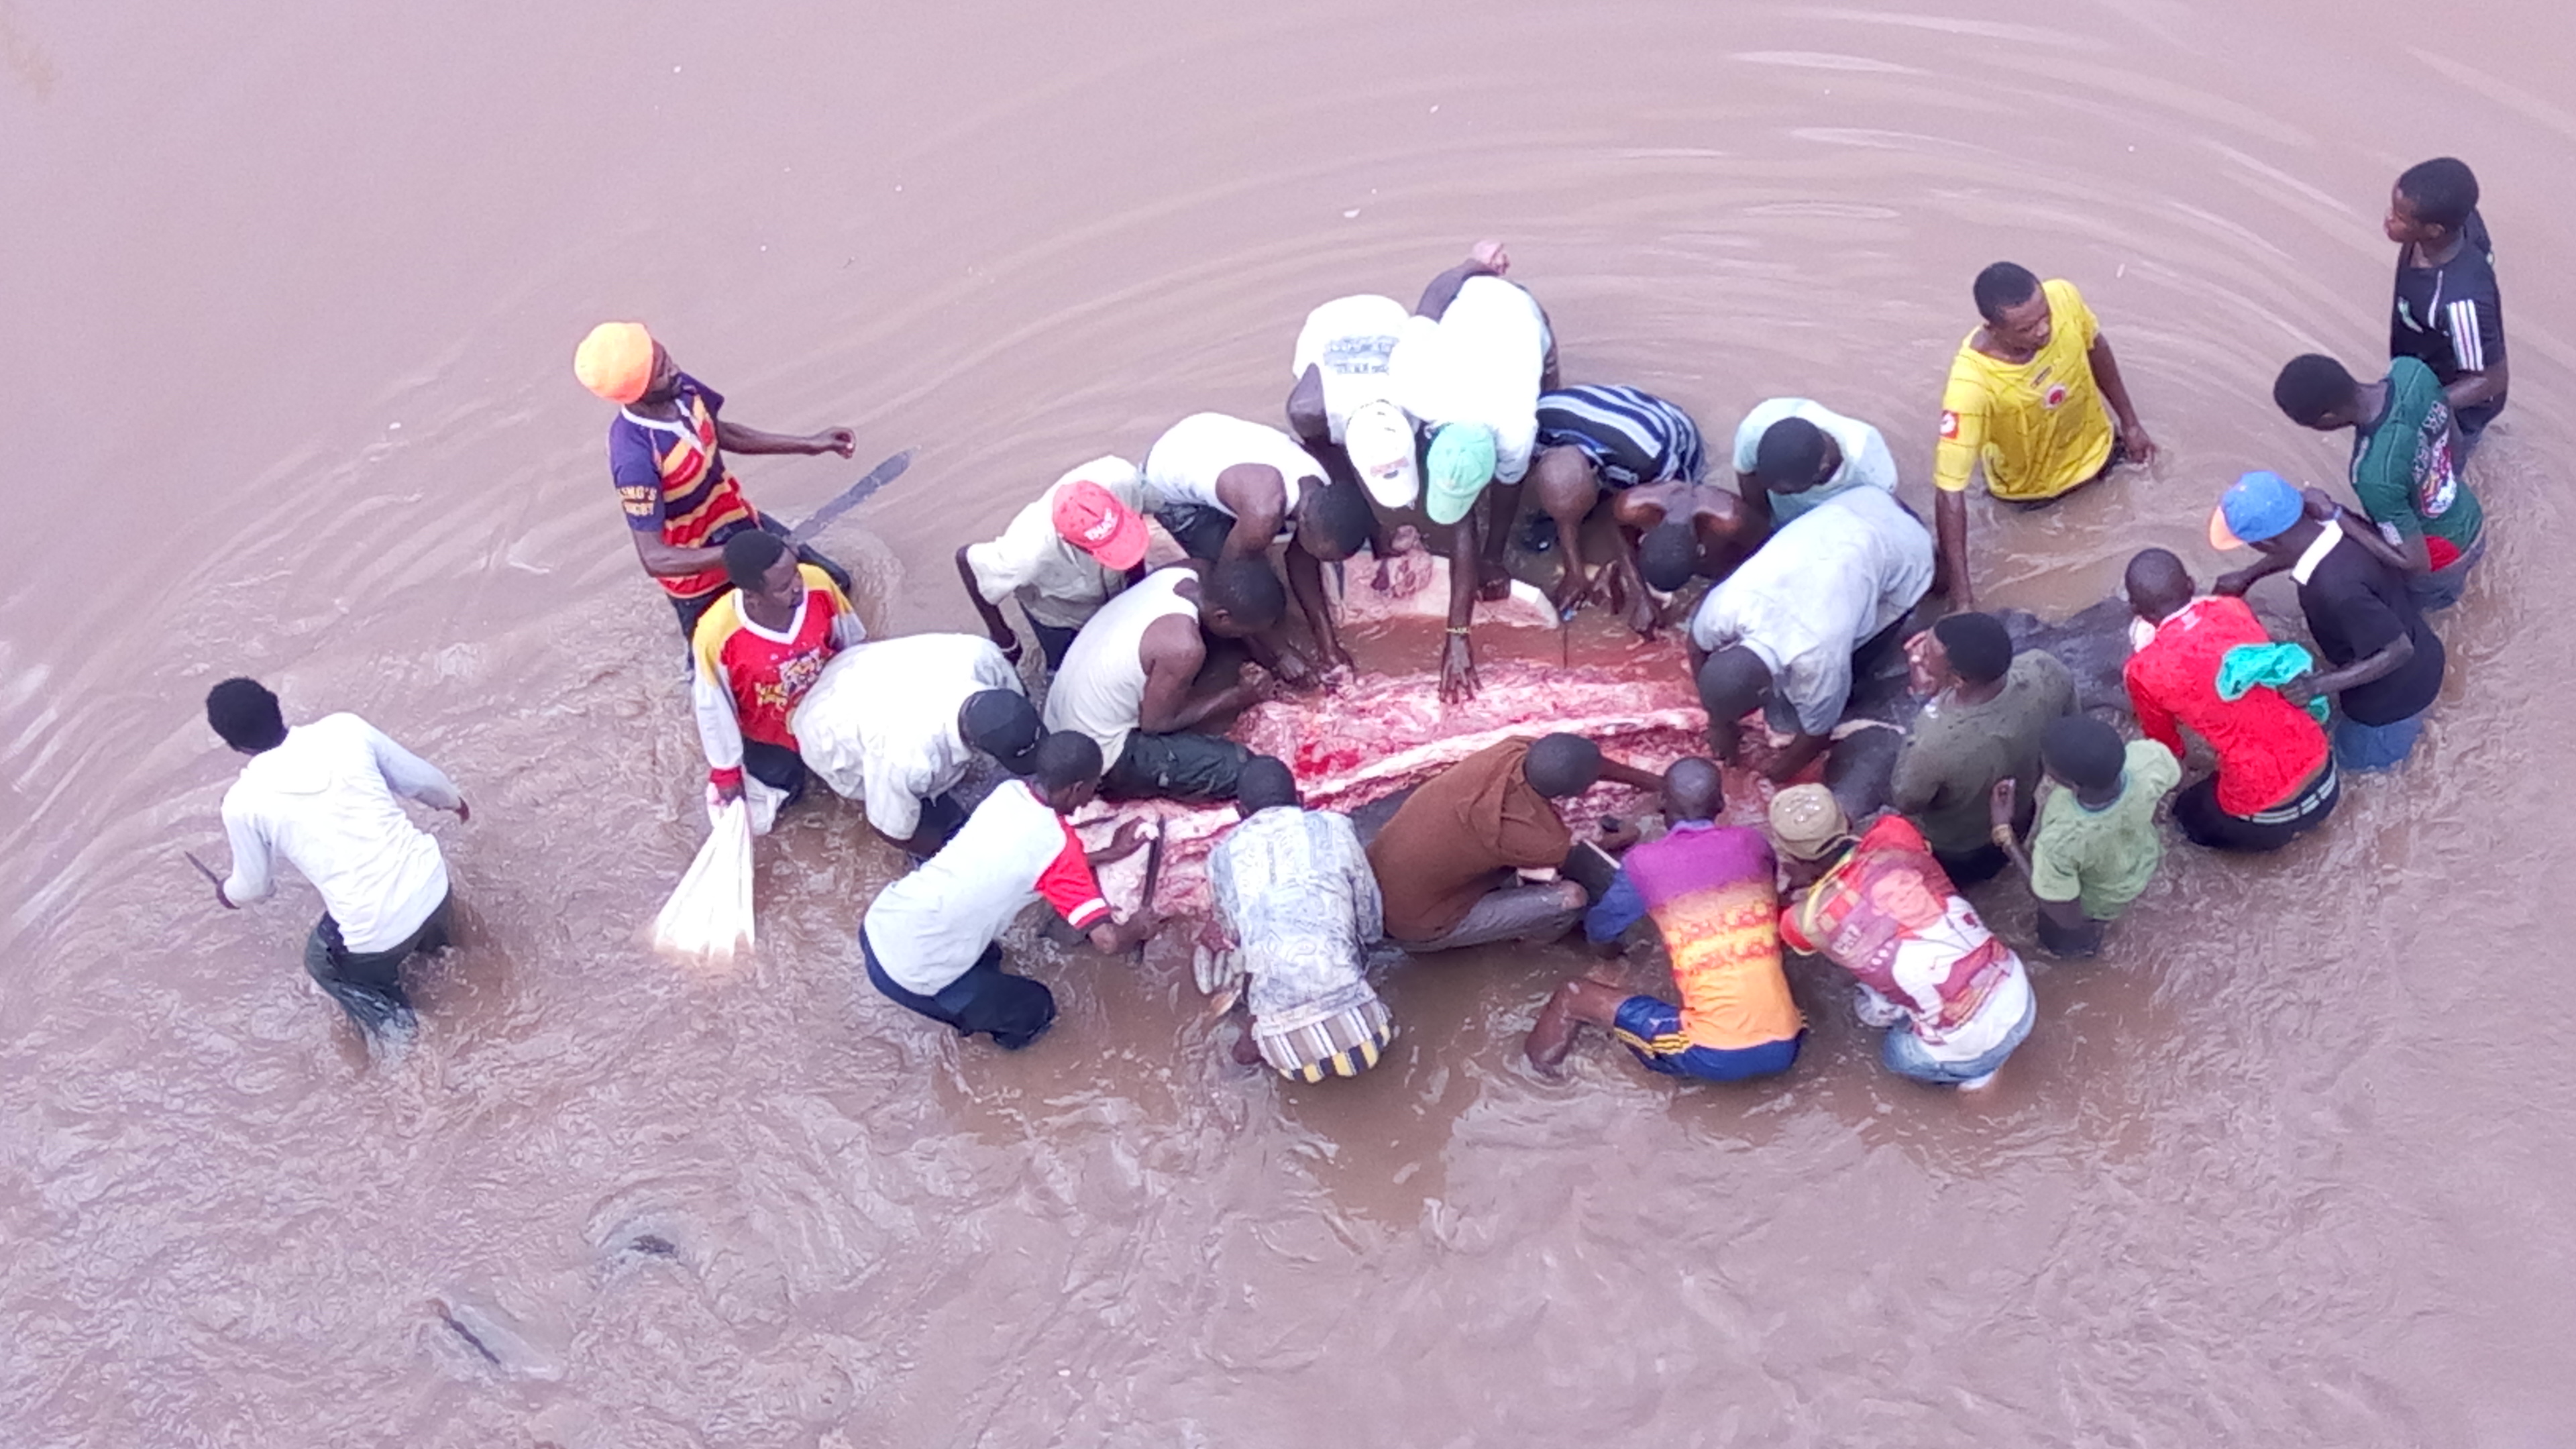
[2036,911,2106,959]
[742,738,812,808]
[302,892,454,1038]
[1935,843,2009,888]
[1103,731,1252,802]
[2173,764,2338,853]
[863,932,1055,1049]
[666,516,855,640]
[1028,618,1082,673]
[1154,504,1234,563]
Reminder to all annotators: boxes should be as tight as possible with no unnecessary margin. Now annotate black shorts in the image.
[1103,731,1250,802]
[2173,763,2338,853]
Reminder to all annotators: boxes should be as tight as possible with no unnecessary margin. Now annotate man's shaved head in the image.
[1662,757,1723,823]
[2123,547,2196,624]
[1697,645,1774,723]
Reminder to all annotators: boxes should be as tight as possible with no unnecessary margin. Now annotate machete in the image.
[786,448,913,545]
[182,849,225,889]
[1130,828,1167,958]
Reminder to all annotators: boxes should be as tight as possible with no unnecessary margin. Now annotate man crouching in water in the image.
[1201,757,1394,1081]
[1525,759,1804,1082]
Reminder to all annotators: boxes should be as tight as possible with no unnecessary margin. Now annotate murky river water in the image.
[5,1,2573,1444]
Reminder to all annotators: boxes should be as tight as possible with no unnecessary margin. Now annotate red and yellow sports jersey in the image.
[1932,278,2115,502]
[609,372,762,600]
[689,565,865,787]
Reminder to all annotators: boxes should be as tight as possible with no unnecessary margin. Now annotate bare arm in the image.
[1136,619,1263,734]
[1594,757,1665,793]
[1438,508,1484,702]
[2296,631,2416,702]
[1282,541,1353,673]
[2446,356,2509,413]
[1762,731,1831,785]
[2086,335,2156,462]
[1934,489,1975,611]
[715,420,855,458]
[953,545,1026,664]
[1212,466,1289,561]
[632,530,728,580]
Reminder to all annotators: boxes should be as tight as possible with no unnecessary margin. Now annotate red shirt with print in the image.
[2122,596,2328,816]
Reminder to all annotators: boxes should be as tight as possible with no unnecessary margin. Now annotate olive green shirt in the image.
[2029,739,2182,919]
[1890,650,2076,857]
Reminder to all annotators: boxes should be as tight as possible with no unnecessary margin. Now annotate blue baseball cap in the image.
[2209,470,2302,550]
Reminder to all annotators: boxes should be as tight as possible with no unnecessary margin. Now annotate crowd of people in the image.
[200,156,2502,1093]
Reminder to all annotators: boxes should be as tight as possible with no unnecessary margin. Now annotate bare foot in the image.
[1525,985,1582,1074]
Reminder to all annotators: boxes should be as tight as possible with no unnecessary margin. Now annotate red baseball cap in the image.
[1052,479,1149,570]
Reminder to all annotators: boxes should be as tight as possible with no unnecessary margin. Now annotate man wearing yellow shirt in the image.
[1933,263,2157,608]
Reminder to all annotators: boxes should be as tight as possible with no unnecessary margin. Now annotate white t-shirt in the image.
[788,633,1022,839]
[962,457,1146,631]
[1389,275,1550,485]
[862,780,1110,995]
[1689,486,1933,736]
[1142,413,1324,526]
[1731,397,1901,527]
[1042,567,1201,769]
[219,713,460,953]
[1292,294,1412,441]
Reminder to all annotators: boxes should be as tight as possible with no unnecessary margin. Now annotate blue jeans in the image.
[2332,710,2426,771]
[2410,528,2485,612]
[1880,982,2035,1085]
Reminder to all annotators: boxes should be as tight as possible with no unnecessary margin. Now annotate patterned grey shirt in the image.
[1207,806,1385,1036]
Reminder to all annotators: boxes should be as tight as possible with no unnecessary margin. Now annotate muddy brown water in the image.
[5,1,2573,1444]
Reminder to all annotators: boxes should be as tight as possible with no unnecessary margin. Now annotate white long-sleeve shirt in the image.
[219,713,460,952]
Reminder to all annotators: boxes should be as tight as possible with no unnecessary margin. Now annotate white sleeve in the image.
[1731,407,1769,474]
[830,607,867,651]
[364,722,462,810]
[1849,420,1902,492]
[692,662,746,779]
[1688,588,1735,653]
[1786,645,1851,739]
[861,752,926,841]
[220,800,276,906]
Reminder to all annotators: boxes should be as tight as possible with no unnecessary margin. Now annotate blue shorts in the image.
[1609,996,1802,1082]
[2332,710,2425,771]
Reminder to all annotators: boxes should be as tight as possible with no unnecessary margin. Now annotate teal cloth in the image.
[2216,641,2330,722]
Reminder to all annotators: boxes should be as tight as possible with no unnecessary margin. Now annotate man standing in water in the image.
[860,731,1157,1051]
[2386,156,2507,458]
[692,531,865,816]
[573,321,860,639]
[1525,758,1803,1083]
[2271,352,2485,610]
[1932,263,2157,608]
[2121,547,2337,852]
[1889,612,2075,885]
[203,678,469,1043]
[2208,470,2447,770]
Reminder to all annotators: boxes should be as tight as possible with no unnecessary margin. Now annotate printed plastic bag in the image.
[652,798,756,961]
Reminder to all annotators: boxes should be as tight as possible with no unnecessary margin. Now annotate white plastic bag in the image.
[653,798,756,961]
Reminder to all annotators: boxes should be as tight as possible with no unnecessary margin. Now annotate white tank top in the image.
[1042,568,1201,767]
[1142,413,1324,527]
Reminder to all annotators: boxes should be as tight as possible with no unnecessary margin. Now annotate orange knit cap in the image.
[574,321,655,403]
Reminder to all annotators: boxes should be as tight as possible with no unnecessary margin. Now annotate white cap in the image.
[1343,400,1419,509]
